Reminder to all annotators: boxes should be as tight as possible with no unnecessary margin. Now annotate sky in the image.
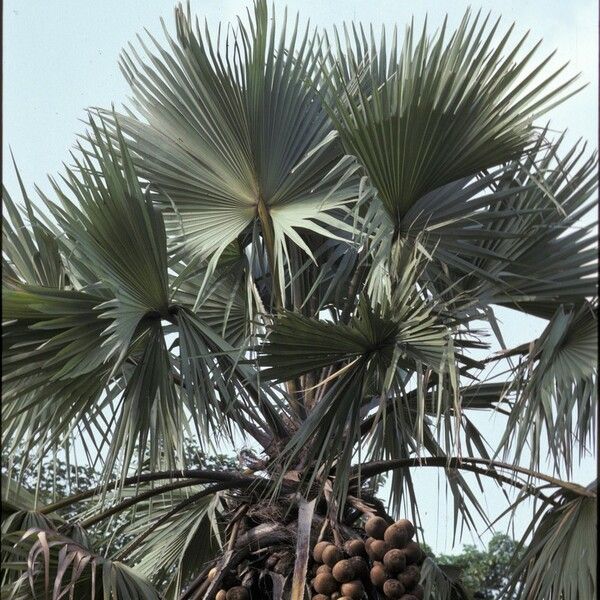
[2,0,598,553]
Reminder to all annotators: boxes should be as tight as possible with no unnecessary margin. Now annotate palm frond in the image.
[96,0,357,301]
[46,117,171,359]
[321,10,580,226]
[454,134,598,317]
[122,489,222,599]
[2,528,160,600]
[507,482,597,600]
[2,287,115,463]
[2,162,65,289]
[498,301,598,473]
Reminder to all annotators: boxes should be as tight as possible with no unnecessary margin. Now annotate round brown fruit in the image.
[207,567,218,581]
[340,579,365,599]
[215,591,227,600]
[322,545,345,567]
[384,524,410,549]
[344,538,366,557]
[332,559,356,583]
[383,548,407,574]
[410,584,424,599]
[368,539,390,562]
[313,573,339,595]
[403,542,423,565]
[313,541,333,563]
[331,594,341,600]
[369,562,389,588]
[398,565,420,588]
[394,519,415,540]
[364,516,388,540]
[382,579,405,599]
[226,587,249,600]
[316,564,333,575]
[348,556,368,579]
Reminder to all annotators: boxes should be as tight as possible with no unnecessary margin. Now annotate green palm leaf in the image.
[507,482,597,600]
[321,10,580,226]
[125,491,222,599]
[46,118,171,359]
[2,163,65,289]
[96,0,357,300]
[498,301,598,472]
[2,528,160,600]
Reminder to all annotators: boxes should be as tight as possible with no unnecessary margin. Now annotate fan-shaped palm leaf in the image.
[96,0,358,302]
[320,10,580,226]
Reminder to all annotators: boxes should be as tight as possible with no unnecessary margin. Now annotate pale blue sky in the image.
[3,0,598,553]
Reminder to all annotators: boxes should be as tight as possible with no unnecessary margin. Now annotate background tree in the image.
[433,534,526,599]
[1,1,597,599]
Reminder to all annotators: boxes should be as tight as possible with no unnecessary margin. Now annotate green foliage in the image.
[435,533,526,599]
[1,1,597,599]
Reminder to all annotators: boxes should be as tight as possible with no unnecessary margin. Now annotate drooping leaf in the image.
[507,482,597,600]
[2,528,161,600]
[498,302,598,473]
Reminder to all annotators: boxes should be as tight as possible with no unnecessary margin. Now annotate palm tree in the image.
[1,2,597,599]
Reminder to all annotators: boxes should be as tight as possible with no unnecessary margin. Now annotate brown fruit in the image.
[207,567,218,581]
[331,594,341,600]
[403,541,423,565]
[368,539,390,561]
[322,545,344,567]
[398,565,420,588]
[394,519,415,540]
[332,559,356,583]
[382,579,405,599]
[383,548,407,574]
[312,596,328,600]
[348,556,368,579]
[369,562,389,588]
[313,541,333,563]
[344,538,366,557]
[316,564,333,575]
[340,579,365,599]
[215,591,227,600]
[410,584,424,599]
[364,516,388,540]
[384,524,410,549]
[313,572,339,595]
[226,587,249,600]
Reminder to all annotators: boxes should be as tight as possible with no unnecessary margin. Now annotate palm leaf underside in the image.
[1,2,597,600]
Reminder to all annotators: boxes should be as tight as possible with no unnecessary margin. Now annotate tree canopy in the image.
[1,2,597,599]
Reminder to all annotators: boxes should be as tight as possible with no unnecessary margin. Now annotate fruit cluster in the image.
[310,516,425,600]
[310,538,370,599]
[365,516,424,600]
